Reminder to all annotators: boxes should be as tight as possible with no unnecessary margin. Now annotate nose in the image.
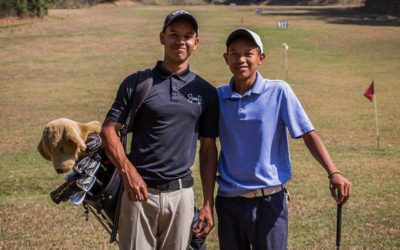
[56,169,63,174]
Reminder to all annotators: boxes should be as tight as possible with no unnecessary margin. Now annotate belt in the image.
[145,175,193,191]
[240,185,283,198]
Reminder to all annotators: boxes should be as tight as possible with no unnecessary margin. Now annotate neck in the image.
[233,73,257,95]
[161,59,189,74]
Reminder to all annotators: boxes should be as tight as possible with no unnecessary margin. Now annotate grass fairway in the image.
[1,4,399,249]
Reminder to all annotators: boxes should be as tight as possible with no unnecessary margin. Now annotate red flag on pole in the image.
[364,81,374,102]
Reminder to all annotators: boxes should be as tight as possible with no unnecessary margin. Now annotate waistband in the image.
[145,175,193,191]
[240,185,283,199]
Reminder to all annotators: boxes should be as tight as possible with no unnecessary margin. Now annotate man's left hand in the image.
[329,174,352,204]
[194,204,214,237]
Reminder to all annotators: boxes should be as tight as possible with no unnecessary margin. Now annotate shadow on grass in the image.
[261,7,400,27]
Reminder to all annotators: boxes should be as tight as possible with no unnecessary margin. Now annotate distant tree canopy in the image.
[0,0,55,17]
[1,0,399,19]
[365,0,400,16]
[0,0,113,17]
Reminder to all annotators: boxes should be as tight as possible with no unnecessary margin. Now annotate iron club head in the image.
[70,190,86,205]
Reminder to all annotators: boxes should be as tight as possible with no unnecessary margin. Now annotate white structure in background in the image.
[278,20,289,29]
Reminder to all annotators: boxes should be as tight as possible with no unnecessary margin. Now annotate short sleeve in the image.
[280,83,314,138]
[198,85,219,138]
[105,74,138,125]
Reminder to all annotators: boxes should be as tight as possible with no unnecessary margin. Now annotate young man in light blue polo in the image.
[214,28,352,249]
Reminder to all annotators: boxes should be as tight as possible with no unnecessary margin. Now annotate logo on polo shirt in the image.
[187,94,202,105]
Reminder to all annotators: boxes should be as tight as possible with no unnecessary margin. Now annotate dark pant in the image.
[215,190,288,250]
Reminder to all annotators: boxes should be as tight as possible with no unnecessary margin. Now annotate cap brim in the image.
[226,28,263,53]
[163,14,199,32]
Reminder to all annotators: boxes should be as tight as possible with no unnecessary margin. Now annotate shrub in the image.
[0,0,55,18]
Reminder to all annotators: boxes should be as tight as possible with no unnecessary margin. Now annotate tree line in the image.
[0,0,398,19]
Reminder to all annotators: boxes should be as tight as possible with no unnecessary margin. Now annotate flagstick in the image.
[285,48,288,81]
[373,94,380,149]
[283,43,289,81]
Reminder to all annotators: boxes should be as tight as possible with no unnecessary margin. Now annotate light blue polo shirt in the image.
[217,72,315,197]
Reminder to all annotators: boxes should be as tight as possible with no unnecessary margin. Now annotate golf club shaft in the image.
[336,203,343,249]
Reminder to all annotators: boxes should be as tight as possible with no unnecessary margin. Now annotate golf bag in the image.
[49,69,207,249]
[50,69,153,243]
[50,133,122,239]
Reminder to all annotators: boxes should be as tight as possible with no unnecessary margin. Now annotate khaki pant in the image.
[119,187,194,250]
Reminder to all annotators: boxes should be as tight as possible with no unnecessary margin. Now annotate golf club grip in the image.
[336,203,343,249]
[50,180,77,204]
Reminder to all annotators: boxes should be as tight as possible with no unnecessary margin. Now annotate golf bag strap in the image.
[110,68,153,243]
[120,68,153,150]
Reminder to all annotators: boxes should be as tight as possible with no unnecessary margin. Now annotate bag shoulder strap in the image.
[120,68,153,148]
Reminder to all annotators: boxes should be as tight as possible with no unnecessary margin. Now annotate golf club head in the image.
[76,175,96,192]
[84,156,101,177]
[74,156,91,174]
[71,190,86,205]
[85,134,102,155]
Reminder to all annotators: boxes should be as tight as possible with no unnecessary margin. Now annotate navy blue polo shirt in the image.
[106,61,219,182]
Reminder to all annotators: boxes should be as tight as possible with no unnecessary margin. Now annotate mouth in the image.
[236,66,249,71]
[174,46,186,52]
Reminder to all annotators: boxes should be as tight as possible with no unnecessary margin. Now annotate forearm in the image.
[199,138,217,207]
[101,119,148,201]
[302,131,338,174]
[100,119,134,173]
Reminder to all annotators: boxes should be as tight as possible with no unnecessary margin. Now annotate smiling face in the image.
[224,38,266,81]
[160,19,199,68]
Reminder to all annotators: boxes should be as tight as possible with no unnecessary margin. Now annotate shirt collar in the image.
[221,71,265,99]
[153,61,194,82]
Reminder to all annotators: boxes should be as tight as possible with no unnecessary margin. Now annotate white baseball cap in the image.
[226,28,264,53]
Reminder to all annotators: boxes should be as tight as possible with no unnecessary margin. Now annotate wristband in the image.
[328,171,343,179]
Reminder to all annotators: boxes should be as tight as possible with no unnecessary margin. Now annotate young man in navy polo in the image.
[215,28,352,249]
[101,10,218,250]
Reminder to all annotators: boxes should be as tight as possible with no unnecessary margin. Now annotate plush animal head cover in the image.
[38,118,102,173]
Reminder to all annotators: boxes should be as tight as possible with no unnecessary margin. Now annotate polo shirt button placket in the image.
[238,100,246,120]
[171,77,178,102]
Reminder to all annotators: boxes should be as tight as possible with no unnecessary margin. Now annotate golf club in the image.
[71,190,86,205]
[76,175,96,192]
[74,156,91,174]
[83,158,101,177]
[336,203,343,250]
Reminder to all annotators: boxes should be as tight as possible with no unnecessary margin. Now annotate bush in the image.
[0,0,55,18]
[365,0,400,16]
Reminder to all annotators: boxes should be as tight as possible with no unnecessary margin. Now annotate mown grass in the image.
[1,4,399,249]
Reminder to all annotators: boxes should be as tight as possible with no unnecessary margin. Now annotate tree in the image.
[364,0,400,16]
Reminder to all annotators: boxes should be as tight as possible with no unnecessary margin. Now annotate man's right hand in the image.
[101,118,148,202]
[120,161,148,201]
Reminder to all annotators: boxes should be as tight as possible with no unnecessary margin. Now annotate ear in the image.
[193,36,199,51]
[223,52,228,65]
[160,32,165,45]
[37,140,51,161]
[258,52,266,65]
[80,121,102,135]
[63,125,86,153]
